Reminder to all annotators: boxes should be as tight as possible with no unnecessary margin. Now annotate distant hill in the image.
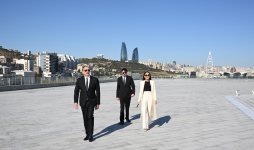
[79,58,174,77]
[0,47,23,59]
[0,47,34,63]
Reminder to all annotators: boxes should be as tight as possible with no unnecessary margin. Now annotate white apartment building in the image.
[13,58,33,71]
[0,65,11,76]
[58,54,77,71]
[0,56,12,64]
[36,52,58,77]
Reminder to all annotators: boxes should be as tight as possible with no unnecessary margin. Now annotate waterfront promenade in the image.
[0,79,254,150]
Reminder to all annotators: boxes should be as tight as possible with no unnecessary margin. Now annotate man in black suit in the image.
[74,65,100,142]
[116,68,135,125]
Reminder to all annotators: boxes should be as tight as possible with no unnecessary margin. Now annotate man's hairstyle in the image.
[121,68,128,72]
[82,64,90,70]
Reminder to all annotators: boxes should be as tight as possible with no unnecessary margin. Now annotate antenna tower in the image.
[206,51,214,75]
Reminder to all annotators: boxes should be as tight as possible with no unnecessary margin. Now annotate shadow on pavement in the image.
[93,114,140,139]
[150,115,171,129]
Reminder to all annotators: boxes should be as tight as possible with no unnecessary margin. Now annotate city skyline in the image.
[1,0,254,67]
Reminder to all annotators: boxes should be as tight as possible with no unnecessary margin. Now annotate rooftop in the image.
[1,79,254,149]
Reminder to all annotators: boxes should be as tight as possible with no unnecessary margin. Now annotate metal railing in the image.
[2,74,251,87]
[0,75,122,87]
[0,76,77,86]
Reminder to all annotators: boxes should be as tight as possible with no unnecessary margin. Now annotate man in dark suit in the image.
[74,65,100,142]
[116,68,135,125]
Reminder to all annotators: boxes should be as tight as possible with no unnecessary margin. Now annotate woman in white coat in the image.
[137,71,157,131]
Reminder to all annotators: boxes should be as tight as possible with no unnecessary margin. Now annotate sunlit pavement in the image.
[1,79,254,150]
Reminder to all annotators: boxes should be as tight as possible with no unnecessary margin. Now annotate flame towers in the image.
[120,42,128,61]
[132,48,139,63]
[120,42,139,62]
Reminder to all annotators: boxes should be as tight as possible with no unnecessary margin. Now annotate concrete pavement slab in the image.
[1,79,254,150]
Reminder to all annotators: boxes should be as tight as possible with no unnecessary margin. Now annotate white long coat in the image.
[138,80,157,120]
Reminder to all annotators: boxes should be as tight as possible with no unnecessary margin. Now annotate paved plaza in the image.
[0,79,254,150]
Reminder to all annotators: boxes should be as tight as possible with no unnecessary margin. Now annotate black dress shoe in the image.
[89,137,94,142]
[84,136,89,141]
[126,119,131,122]
[119,121,124,125]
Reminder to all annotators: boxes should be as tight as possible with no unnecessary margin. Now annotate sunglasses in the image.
[144,74,150,76]
[83,69,90,72]
[122,71,126,74]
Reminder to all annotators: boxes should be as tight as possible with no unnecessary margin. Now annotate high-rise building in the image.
[120,42,128,61]
[172,61,176,66]
[36,52,59,76]
[132,48,139,63]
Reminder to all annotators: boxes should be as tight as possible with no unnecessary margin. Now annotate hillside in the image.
[0,47,23,59]
[79,58,174,77]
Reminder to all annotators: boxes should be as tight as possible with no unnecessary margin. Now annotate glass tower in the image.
[120,42,128,61]
[131,48,139,63]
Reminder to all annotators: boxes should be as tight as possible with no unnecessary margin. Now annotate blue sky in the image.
[1,0,254,67]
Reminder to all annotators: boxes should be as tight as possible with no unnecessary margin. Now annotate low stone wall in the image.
[0,78,117,92]
[0,82,75,92]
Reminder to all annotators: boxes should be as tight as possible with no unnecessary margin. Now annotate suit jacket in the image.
[138,80,157,120]
[116,75,135,99]
[138,80,157,102]
[74,76,100,107]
